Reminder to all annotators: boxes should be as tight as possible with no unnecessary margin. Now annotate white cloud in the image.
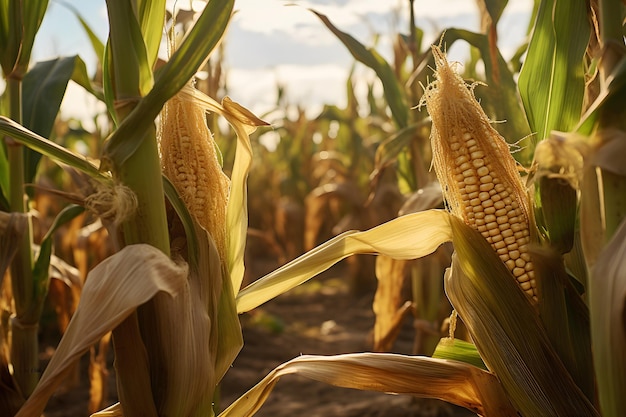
[227,63,352,119]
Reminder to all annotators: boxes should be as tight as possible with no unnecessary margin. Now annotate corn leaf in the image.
[589,218,626,417]
[22,56,90,184]
[30,204,85,323]
[60,3,105,67]
[102,0,234,172]
[445,216,599,416]
[14,0,49,78]
[372,120,430,179]
[577,56,626,135]
[236,210,453,313]
[0,0,20,75]
[531,247,594,401]
[105,0,153,102]
[141,226,225,416]
[432,338,487,371]
[311,10,408,128]
[0,116,108,182]
[219,353,518,417]
[479,0,508,25]
[518,0,589,142]
[134,0,165,69]
[0,0,48,78]
[15,244,188,417]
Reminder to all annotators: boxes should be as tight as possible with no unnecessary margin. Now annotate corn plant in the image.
[1,1,625,417]
[221,0,625,416]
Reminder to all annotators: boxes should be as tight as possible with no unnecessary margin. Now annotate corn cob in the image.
[420,46,536,300]
[158,82,230,261]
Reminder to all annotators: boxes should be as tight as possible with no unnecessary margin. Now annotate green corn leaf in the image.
[0,0,20,75]
[372,120,430,179]
[60,2,105,67]
[22,56,91,185]
[311,9,408,128]
[134,0,166,69]
[105,0,154,103]
[531,247,594,402]
[30,204,85,322]
[479,0,509,25]
[432,338,487,371]
[0,0,49,78]
[0,116,108,182]
[14,0,49,79]
[577,56,626,135]
[518,0,589,142]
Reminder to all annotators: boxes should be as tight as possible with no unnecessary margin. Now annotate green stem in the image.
[6,77,38,397]
[116,126,170,253]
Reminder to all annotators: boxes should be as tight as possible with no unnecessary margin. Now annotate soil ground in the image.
[41,257,476,417]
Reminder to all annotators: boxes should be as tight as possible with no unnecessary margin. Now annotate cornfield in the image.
[0,0,625,416]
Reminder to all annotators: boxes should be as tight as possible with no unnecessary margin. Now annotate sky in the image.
[25,0,533,130]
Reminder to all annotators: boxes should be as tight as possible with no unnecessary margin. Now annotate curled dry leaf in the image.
[236,210,454,313]
[219,353,518,417]
[15,244,187,417]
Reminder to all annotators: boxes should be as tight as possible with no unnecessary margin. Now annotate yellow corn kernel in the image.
[420,46,536,300]
[158,82,230,261]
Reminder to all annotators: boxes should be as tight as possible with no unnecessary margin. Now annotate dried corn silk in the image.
[159,84,230,261]
[420,46,536,299]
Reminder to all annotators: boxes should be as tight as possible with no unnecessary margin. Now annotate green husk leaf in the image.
[531,247,594,401]
[219,353,517,417]
[432,338,487,371]
[577,57,626,135]
[445,216,599,416]
[518,0,590,142]
[236,210,453,313]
